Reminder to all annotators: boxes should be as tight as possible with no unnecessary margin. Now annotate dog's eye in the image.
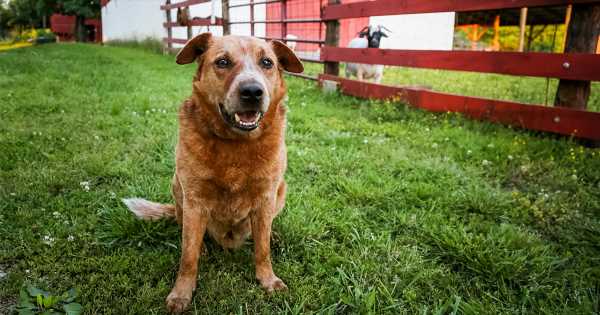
[260,57,273,69]
[215,58,231,68]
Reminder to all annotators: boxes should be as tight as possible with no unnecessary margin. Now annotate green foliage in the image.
[0,44,599,314]
[454,24,566,52]
[57,0,99,19]
[17,285,82,315]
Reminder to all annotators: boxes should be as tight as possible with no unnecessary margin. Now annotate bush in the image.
[35,28,57,43]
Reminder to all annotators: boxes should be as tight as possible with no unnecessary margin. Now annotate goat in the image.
[345,25,390,83]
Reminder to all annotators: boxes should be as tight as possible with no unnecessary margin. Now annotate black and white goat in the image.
[345,25,390,83]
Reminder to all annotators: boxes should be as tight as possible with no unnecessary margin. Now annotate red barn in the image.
[50,14,102,43]
[265,0,368,51]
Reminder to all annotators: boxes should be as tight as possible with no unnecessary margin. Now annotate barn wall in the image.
[101,0,166,42]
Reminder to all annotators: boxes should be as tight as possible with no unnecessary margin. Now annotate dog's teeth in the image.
[234,113,241,123]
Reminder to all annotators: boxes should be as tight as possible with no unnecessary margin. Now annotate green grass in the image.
[1,43,600,314]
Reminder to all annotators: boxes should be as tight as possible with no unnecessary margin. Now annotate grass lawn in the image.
[1,43,600,314]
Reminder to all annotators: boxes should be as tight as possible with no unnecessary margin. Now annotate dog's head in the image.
[176,33,303,135]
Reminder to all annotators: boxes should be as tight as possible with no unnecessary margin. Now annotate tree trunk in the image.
[554,4,600,110]
[74,15,87,42]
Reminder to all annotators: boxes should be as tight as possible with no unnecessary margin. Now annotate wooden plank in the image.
[228,18,322,24]
[518,7,528,52]
[163,38,189,45]
[229,0,280,8]
[256,36,325,44]
[322,0,600,20]
[320,47,600,81]
[250,0,254,36]
[161,0,211,10]
[324,0,341,76]
[319,74,600,140]
[222,0,230,35]
[163,18,223,27]
[285,72,318,81]
[165,0,173,50]
[554,4,600,109]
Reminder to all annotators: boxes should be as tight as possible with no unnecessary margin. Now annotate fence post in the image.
[222,0,230,35]
[250,0,254,36]
[323,0,340,76]
[165,0,173,51]
[554,4,600,110]
[281,0,287,39]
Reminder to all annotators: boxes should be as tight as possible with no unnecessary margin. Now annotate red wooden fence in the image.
[319,0,600,140]
[160,0,600,140]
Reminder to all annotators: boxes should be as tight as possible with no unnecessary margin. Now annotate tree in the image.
[56,0,99,42]
[0,1,11,38]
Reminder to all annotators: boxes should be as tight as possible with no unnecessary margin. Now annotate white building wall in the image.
[101,0,453,51]
[101,0,166,42]
[370,13,455,50]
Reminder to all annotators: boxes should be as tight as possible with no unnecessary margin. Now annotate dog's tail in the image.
[122,198,175,220]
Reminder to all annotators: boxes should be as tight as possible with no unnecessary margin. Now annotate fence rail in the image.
[322,0,600,20]
[320,74,600,140]
[160,0,210,10]
[321,48,600,81]
[159,0,600,140]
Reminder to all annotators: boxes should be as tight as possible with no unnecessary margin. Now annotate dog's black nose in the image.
[239,83,264,103]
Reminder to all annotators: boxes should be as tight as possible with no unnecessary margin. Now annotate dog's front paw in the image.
[258,275,288,293]
[166,291,191,314]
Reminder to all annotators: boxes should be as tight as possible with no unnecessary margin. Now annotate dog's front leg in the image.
[251,202,287,293]
[166,200,208,314]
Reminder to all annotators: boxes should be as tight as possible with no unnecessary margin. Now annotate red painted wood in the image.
[161,0,211,10]
[323,0,600,20]
[163,38,189,45]
[319,74,600,140]
[100,0,111,7]
[321,47,600,81]
[163,18,223,28]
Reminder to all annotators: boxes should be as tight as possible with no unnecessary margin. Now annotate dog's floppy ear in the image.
[176,32,212,65]
[270,40,304,74]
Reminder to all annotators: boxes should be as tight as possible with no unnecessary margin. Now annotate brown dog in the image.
[123,33,303,313]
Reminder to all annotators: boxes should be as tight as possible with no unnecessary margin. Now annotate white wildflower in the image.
[80,181,90,192]
[42,235,55,246]
[67,235,75,242]
[572,174,578,180]
[482,159,491,166]
[52,211,61,218]
[431,143,438,149]
[508,155,513,160]
[467,150,472,155]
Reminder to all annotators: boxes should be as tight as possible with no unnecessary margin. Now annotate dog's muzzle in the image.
[219,81,267,132]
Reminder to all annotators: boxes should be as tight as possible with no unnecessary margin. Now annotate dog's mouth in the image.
[219,104,264,131]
